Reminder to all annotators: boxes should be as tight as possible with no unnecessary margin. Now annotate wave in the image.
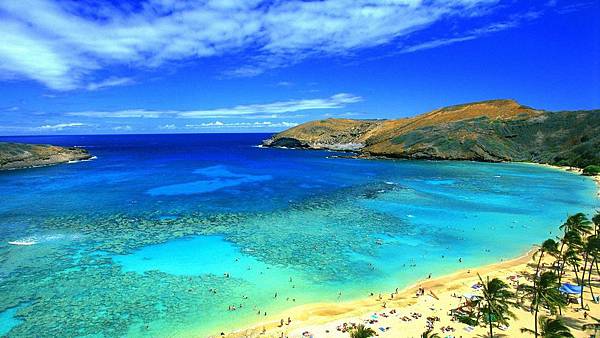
[8,238,37,246]
[68,156,97,164]
[7,233,82,246]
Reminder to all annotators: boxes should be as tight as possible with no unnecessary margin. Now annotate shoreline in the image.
[207,164,600,338]
[210,250,535,337]
[266,142,600,196]
[523,162,600,198]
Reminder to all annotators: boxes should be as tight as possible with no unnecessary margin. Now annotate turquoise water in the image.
[0,134,597,337]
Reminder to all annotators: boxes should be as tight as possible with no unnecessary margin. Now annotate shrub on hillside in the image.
[583,165,600,176]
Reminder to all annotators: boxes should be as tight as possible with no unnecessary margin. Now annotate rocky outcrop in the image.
[0,142,92,170]
[263,99,600,168]
[264,118,384,151]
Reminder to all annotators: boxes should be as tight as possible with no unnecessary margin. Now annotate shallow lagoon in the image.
[0,134,597,337]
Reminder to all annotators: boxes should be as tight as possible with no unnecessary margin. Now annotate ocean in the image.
[0,133,597,337]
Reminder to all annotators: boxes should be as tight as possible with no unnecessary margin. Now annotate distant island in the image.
[263,99,600,173]
[0,142,92,170]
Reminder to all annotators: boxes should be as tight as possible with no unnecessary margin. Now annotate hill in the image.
[262,99,600,167]
[0,142,92,170]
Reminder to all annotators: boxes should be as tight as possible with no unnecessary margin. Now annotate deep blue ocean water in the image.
[0,134,597,337]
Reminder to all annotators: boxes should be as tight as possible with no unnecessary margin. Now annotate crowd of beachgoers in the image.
[217,210,600,338]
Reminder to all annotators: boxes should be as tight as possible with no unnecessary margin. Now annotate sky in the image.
[0,0,598,135]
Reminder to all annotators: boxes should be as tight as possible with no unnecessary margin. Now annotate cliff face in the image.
[0,142,92,170]
[263,99,600,167]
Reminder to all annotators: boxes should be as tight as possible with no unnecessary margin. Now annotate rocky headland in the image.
[262,99,600,168]
[0,142,92,170]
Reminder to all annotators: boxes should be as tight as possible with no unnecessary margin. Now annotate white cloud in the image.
[178,93,361,118]
[159,124,177,130]
[66,93,361,119]
[112,125,132,131]
[35,122,86,130]
[86,77,135,91]
[185,121,299,129]
[397,12,537,54]
[67,109,167,118]
[0,0,510,90]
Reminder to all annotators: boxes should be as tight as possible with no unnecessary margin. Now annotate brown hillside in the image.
[363,99,542,146]
[266,99,543,151]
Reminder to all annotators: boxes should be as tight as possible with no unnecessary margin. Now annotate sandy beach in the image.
[212,173,600,338]
[213,249,599,338]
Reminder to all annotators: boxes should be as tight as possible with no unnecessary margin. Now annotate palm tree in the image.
[533,239,559,280]
[349,324,376,338]
[592,212,600,235]
[563,247,583,285]
[591,212,600,278]
[557,230,583,284]
[421,329,440,338]
[580,235,600,308]
[557,213,588,270]
[559,213,593,237]
[478,274,516,337]
[521,316,574,337]
[519,272,566,338]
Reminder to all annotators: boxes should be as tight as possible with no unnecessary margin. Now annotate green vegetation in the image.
[389,110,600,167]
[583,165,600,176]
[521,316,575,337]
[420,329,441,338]
[519,272,566,337]
[349,324,376,338]
[478,275,516,337]
[266,99,600,169]
[459,210,600,338]
[0,142,91,170]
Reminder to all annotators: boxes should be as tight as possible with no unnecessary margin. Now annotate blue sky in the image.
[0,0,598,135]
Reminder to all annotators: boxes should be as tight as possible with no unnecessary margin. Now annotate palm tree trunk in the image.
[489,319,493,338]
[557,241,566,280]
[558,256,567,284]
[534,300,539,338]
[588,257,596,302]
[581,253,589,309]
[535,252,544,280]
[572,262,581,285]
